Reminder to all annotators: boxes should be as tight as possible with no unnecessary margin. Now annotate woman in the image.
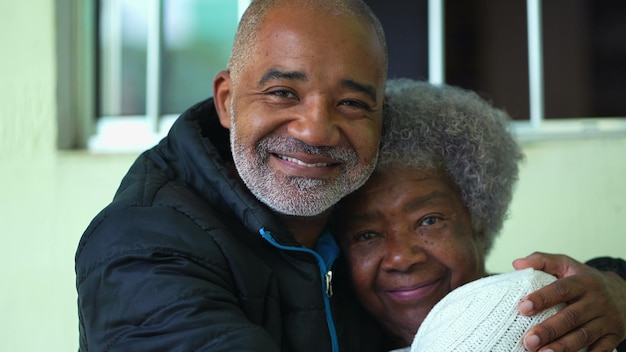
[333,79,626,351]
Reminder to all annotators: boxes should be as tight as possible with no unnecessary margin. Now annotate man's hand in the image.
[513,252,626,352]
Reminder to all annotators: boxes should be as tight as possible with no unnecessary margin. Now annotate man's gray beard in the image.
[229,108,376,216]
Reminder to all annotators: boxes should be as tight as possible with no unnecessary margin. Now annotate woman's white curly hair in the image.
[380,79,524,254]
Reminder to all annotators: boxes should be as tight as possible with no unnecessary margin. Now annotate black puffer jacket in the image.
[75,98,382,352]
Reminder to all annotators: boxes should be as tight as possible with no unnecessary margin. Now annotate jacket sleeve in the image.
[75,205,279,352]
[585,256,626,281]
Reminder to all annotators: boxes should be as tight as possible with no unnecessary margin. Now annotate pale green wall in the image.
[0,1,624,351]
[0,0,56,159]
[0,1,134,351]
[486,137,626,273]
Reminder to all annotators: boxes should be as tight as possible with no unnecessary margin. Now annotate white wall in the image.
[0,1,624,351]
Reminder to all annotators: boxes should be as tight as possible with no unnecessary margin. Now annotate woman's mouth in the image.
[386,279,442,301]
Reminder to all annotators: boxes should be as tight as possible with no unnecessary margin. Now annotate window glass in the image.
[543,0,626,118]
[161,0,238,114]
[98,0,149,116]
[445,0,530,120]
[365,0,429,81]
[97,0,239,117]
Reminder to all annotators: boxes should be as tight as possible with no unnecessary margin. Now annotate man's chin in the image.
[263,197,335,217]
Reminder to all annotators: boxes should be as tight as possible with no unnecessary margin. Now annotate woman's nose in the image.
[381,233,427,272]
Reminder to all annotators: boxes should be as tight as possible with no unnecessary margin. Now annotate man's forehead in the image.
[239,3,385,97]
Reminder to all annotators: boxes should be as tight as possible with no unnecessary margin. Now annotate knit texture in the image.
[410,268,585,352]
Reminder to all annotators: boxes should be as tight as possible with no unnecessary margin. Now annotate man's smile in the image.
[275,154,335,167]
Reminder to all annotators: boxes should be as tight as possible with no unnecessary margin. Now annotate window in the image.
[367,0,626,139]
[57,0,626,151]
[56,0,248,151]
[89,0,246,151]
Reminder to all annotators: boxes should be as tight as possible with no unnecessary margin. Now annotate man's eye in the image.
[268,89,297,99]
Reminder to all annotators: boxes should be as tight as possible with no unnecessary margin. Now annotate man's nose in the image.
[381,233,427,272]
[287,99,341,147]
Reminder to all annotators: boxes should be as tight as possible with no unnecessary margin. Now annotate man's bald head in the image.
[227,0,388,85]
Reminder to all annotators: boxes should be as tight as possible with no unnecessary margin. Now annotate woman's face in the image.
[335,168,487,346]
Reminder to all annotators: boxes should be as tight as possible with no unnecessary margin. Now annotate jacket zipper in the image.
[325,270,333,297]
[259,228,339,352]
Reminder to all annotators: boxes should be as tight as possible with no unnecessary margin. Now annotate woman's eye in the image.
[420,216,440,226]
[357,231,379,241]
[340,99,372,111]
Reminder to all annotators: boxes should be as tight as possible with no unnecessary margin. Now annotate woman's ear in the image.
[213,70,232,128]
[474,229,488,250]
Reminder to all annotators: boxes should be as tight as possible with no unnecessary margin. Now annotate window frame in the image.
[56,0,97,149]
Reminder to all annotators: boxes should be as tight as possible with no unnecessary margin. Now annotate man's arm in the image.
[513,252,626,352]
[76,206,280,352]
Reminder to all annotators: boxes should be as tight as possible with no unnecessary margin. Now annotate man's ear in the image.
[213,70,232,128]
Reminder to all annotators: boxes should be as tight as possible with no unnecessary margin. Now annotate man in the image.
[76,0,386,351]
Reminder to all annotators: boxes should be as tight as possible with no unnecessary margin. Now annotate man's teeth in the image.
[278,155,330,167]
